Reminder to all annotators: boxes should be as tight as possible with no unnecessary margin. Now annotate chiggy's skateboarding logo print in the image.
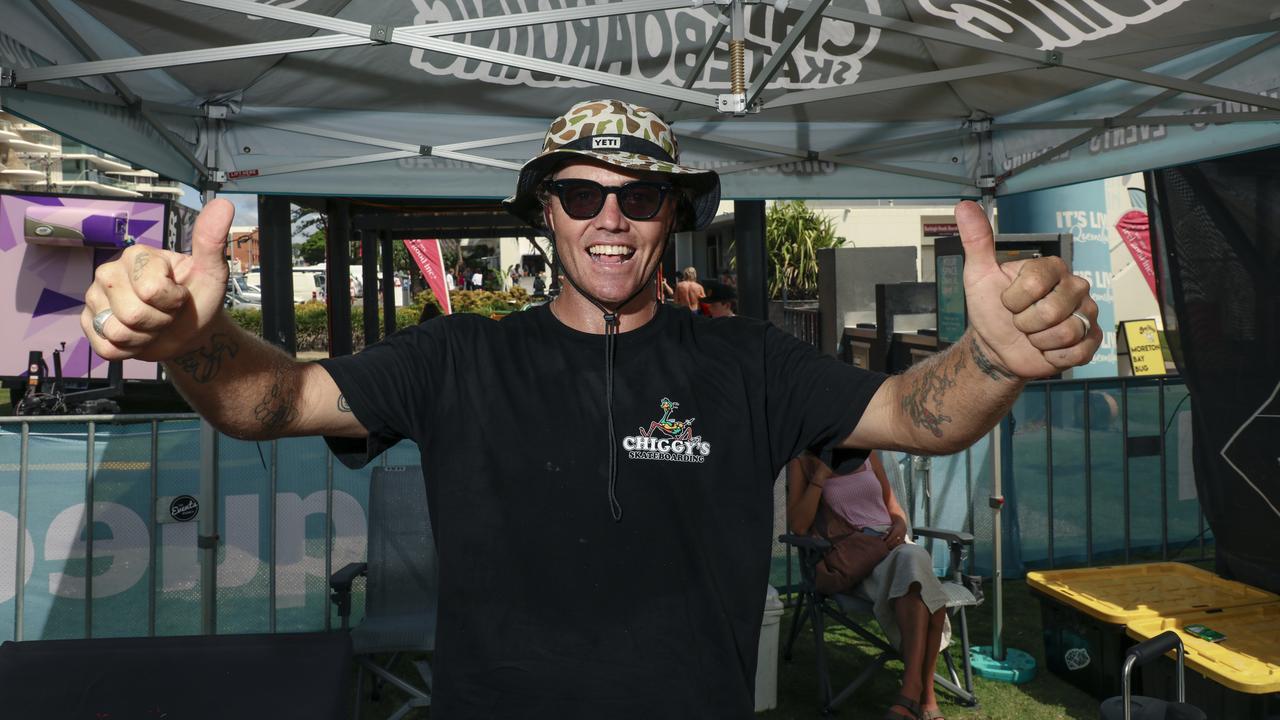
[623,398,711,464]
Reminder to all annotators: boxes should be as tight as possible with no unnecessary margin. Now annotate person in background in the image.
[658,275,675,303]
[674,266,704,313]
[701,280,735,318]
[788,451,951,720]
[418,303,442,324]
[470,268,484,290]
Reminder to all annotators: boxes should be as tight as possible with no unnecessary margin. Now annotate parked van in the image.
[292,265,326,303]
[247,266,326,303]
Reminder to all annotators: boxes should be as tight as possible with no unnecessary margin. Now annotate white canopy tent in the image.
[2,0,1278,203]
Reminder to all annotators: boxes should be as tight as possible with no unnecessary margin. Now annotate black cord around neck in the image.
[530,233,669,522]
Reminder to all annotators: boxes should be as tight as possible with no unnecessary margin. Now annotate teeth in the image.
[588,244,633,256]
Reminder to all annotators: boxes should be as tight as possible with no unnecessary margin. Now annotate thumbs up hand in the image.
[956,200,1101,379]
[82,198,236,362]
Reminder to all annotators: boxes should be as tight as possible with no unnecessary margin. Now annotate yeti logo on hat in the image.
[592,136,621,150]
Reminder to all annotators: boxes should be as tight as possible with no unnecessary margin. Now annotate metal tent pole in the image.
[198,150,221,634]
[980,193,1007,663]
[967,140,1034,684]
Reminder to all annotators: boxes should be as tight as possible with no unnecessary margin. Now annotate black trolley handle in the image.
[1122,630,1186,720]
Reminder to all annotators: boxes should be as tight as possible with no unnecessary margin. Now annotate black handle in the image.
[1128,630,1182,667]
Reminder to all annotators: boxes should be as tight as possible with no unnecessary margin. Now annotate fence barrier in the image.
[780,304,820,348]
[771,374,1204,594]
[2,373,1203,640]
[0,414,417,643]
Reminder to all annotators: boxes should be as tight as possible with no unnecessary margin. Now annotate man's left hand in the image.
[957,200,1102,379]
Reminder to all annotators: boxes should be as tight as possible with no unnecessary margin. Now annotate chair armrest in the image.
[778,533,831,552]
[911,526,974,545]
[329,562,367,628]
[330,562,368,593]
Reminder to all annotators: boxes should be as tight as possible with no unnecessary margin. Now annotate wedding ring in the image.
[92,308,114,339]
[1071,311,1092,337]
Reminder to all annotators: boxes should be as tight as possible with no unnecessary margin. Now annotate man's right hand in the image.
[81,198,235,362]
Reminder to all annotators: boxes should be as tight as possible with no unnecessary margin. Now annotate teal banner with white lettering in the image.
[0,421,407,642]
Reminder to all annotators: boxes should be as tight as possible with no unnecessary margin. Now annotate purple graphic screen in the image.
[1,191,168,381]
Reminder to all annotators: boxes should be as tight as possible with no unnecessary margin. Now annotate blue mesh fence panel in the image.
[273,436,332,632]
[1049,385,1088,568]
[1165,387,1203,560]
[329,448,375,630]
[937,378,1198,579]
[216,436,273,634]
[21,423,92,640]
[155,420,202,637]
[0,427,22,642]
[1011,390,1049,570]
[1127,383,1164,560]
[1089,382,1129,563]
[88,423,153,638]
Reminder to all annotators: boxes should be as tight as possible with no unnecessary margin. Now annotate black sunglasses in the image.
[544,179,674,221]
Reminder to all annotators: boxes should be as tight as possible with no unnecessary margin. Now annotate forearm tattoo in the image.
[253,359,298,433]
[172,333,238,383]
[969,336,1019,382]
[900,350,965,438]
[337,394,351,413]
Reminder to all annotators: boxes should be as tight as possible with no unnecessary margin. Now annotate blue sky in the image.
[179,185,312,243]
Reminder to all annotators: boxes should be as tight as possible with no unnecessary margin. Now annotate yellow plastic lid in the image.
[1026,563,1278,625]
[1126,603,1280,694]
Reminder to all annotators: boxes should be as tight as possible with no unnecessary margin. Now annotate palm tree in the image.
[766,200,841,300]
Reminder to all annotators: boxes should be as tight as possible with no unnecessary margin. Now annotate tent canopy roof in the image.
[2,0,1278,201]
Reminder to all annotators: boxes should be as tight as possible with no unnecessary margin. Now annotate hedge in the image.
[227,288,534,352]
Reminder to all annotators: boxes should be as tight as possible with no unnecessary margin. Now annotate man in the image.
[82,99,1099,718]
[701,280,736,318]
[674,265,705,312]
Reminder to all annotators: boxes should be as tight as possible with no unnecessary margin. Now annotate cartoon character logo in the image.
[640,397,696,440]
[624,397,712,462]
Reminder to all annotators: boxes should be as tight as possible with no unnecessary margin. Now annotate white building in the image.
[0,112,183,199]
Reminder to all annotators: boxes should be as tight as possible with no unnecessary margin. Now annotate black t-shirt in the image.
[319,304,886,718]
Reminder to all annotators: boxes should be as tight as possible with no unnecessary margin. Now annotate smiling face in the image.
[543,159,676,309]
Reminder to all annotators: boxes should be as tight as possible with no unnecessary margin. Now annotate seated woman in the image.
[787,450,951,720]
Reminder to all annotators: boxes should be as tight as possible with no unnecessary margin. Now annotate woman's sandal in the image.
[881,694,922,720]
[919,708,946,720]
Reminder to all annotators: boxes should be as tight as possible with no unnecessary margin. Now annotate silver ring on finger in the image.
[1071,310,1091,337]
[92,308,115,339]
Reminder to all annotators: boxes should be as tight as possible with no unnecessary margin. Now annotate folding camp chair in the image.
[331,465,438,720]
[780,455,983,714]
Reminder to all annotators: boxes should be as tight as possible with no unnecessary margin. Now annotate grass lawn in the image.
[353,579,1100,719]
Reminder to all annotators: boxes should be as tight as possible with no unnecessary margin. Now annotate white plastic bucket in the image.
[755,585,785,712]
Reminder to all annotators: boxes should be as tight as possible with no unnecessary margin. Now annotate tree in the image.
[298,231,327,265]
[765,200,841,300]
[291,204,326,239]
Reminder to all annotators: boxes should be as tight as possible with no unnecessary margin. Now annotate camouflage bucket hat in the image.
[503,99,721,233]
